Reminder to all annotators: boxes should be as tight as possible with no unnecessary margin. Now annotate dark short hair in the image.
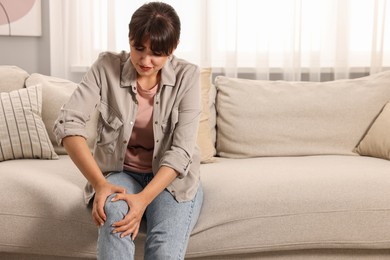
[128,2,180,56]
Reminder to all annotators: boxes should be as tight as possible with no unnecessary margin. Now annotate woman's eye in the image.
[153,52,162,57]
[135,46,144,51]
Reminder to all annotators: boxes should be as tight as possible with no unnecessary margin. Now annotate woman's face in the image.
[130,39,170,80]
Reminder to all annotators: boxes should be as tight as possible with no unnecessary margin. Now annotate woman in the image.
[54,2,203,259]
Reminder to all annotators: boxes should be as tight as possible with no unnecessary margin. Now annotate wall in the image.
[0,0,50,75]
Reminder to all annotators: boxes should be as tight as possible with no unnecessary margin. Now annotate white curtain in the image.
[50,0,390,82]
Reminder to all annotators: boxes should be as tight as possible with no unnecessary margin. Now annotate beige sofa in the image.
[1,65,390,260]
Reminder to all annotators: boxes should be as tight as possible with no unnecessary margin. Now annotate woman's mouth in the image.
[139,65,152,72]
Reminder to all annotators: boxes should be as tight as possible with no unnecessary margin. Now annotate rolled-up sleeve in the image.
[53,59,102,146]
[54,108,93,145]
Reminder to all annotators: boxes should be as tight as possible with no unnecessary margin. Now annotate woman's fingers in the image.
[91,182,126,227]
[120,222,140,240]
[112,209,141,239]
[112,185,126,194]
[97,199,107,221]
[110,193,124,202]
[131,223,140,240]
[113,219,140,239]
[101,191,146,239]
[91,212,101,227]
[92,199,106,226]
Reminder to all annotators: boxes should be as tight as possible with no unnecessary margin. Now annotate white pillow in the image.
[215,71,390,158]
[0,85,58,161]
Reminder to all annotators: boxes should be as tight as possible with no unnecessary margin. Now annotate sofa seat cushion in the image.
[2,155,390,259]
[0,156,96,258]
[187,155,390,258]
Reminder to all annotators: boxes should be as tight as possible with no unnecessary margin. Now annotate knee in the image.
[104,194,129,221]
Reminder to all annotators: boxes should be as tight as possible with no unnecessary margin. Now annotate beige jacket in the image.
[54,51,201,203]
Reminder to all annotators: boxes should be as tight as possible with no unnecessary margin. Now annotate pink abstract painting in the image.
[0,0,41,36]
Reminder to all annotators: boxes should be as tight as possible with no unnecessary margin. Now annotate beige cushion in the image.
[0,156,96,258]
[197,68,216,163]
[0,65,29,92]
[3,155,390,258]
[209,79,217,151]
[0,85,58,161]
[188,155,390,257]
[215,71,390,158]
[356,102,390,160]
[25,74,99,154]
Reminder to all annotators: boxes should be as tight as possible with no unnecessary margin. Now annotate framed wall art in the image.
[0,0,41,36]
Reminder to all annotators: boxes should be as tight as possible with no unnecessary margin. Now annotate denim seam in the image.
[177,195,196,260]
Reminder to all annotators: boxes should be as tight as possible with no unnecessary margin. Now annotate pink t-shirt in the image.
[123,83,158,173]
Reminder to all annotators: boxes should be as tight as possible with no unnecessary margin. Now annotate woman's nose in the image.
[141,53,151,63]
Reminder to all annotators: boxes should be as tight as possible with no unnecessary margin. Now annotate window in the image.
[51,0,390,81]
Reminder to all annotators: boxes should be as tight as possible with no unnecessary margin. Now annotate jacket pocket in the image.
[96,102,123,153]
[162,107,179,134]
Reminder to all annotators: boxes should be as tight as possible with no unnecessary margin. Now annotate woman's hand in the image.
[111,193,149,240]
[92,181,126,227]
[62,136,126,227]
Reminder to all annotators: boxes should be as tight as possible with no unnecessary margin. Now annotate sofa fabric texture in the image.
[0,65,29,92]
[214,73,390,158]
[191,156,390,257]
[356,101,390,160]
[1,65,390,259]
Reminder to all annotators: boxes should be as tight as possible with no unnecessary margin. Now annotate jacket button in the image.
[154,121,158,124]
[59,120,64,124]
[156,139,159,143]
[123,140,127,144]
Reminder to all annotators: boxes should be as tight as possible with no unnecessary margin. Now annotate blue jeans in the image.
[97,171,203,260]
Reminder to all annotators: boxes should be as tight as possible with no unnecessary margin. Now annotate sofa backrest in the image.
[0,66,217,162]
[214,71,390,158]
[4,65,388,161]
[0,66,29,92]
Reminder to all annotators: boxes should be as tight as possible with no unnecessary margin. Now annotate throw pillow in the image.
[208,75,217,152]
[355,102,390,160]
[0,85,58,161]
[215,71,390,158]
[197,68,216,163]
